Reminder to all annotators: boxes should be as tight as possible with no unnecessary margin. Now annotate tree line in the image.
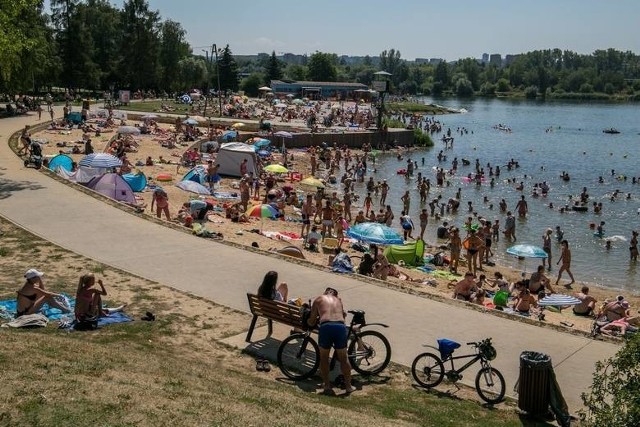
[2,1,640,102]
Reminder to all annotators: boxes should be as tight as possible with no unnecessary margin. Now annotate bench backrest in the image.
[246,293,304,329]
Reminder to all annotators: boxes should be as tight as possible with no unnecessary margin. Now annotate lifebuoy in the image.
[397,169,407,175]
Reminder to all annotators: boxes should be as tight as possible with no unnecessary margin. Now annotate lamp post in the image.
[212,44,222,117]
[201,49,212,117]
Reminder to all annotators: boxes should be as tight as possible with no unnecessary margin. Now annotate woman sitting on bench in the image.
[257,271,289,302]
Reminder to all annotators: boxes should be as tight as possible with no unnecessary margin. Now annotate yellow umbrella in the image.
[300,177,325,188]
[264,164,289,173]
[232,122,245,128]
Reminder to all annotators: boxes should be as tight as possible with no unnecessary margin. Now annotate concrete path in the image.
[0,110,619,411]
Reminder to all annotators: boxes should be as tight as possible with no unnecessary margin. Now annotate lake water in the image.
[354,97,640,291]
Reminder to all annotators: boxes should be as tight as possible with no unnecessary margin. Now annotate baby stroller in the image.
[24,142,43,169]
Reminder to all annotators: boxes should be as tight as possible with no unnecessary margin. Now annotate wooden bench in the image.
[245,293,306,342]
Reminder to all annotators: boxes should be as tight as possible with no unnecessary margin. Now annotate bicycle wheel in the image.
[475,367,506,404]
[348,330,392,375]
[277,334,320,381]
[411,352,445,388]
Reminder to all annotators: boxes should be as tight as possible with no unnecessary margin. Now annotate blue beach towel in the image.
[0,294,73,320]
[97,312,134,326]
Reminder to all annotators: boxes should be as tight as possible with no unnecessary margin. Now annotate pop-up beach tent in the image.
[384,239,425,266]
[122,172,147,192]
[216,142,258,177]
[182,165,207,184]
[48,154,74,172]
[85,173,136,204]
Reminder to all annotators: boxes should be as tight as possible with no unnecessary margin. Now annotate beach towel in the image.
[0,295,73,320]
[1,314,49,328]
[429,270,461,281]
[332,253,354,274]
[212,191,240,200]
[97,312,133,326]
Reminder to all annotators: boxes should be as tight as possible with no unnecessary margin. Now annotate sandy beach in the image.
[32,102,640,336]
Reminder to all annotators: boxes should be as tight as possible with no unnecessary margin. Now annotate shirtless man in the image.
[515,195,528,218]
[307,287,353,394]
[528,265,555,294]
[453,272,477,301]
[321,201,335,238]
[555,240,576,288]
[379,180,389,206]
[206,161,220,190]
[572,286,597,316]
[301,194,314,239]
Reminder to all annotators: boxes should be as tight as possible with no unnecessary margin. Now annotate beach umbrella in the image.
[299,177,325,188]
[232,122,245,128]
[117,126,140,135]
[292,98,304,105]
[346,222,404,245]
[141,114,158,120]
[506,244,548,259]
[176,180,211,195]
[180,94,192,104]
[78,153,122,168]
[257,150,271,157]
[253,138,271,148]
[183,118,199,126]
[264,164,288,174]
[286,94,295,98]
[274,131,293,139]
[220,130,238,141]
[246,203,279,232]
[258,86,272,91]
[537,294,582,307]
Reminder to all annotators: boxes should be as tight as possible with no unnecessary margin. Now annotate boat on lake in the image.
[603,128,620,134]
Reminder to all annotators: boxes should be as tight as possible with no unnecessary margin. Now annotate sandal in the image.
[256,359,265,372]
[262,360,271,372]
[141,311,156,321]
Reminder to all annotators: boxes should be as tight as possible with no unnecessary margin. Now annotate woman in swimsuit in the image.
[75,273,126,321]
[16,269,71,318]
[463,230,484,276]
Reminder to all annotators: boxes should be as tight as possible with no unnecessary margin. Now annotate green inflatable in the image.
[384,240,425,267]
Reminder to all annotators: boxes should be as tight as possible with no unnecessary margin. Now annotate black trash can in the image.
[517,351,552,415]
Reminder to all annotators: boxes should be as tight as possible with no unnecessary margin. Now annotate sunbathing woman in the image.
[257,271,289,302]
[74,273,125,321]
[16,269,71,317]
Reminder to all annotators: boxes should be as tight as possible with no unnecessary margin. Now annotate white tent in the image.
[216,142,258,177]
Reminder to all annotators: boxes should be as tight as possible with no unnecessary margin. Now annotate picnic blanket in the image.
[262,230,304,242]
[212,191,240,200]
[0,294,72,320]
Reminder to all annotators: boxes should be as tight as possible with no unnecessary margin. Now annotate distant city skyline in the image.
[145,0,640,61]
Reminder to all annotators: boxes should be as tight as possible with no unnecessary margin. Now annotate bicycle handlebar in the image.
[466,342,477,346]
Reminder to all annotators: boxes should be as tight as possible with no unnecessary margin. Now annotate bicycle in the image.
[411,337,505,404]
[277,310,391,381]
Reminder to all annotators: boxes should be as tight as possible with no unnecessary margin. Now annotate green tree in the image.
[496,78,511,92]
[581,334,640,426]
[455,77,474,96]
[307,51,338,82]
[285,64,307,81]
[217,44,239,91]
[524,85,538,98]
[82,0,121,90]
[177,56,207,91]
[119,0,161,89]
[264,50,283,84]
[241,73,263,97]
[434,61,450,89]
[158,20,190,92]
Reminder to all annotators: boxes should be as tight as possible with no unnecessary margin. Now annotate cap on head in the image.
[24,269,44,280]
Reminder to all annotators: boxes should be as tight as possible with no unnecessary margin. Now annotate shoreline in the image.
[20,109,637,337]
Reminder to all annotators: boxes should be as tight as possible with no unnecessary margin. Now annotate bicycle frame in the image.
[423,344,490,379]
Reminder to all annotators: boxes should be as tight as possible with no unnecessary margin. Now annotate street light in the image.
[201,49,212,117]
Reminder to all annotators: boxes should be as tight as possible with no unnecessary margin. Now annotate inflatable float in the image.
[397,169,407,175]
[156,173,173,182]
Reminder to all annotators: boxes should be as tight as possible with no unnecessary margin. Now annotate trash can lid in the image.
[520,351,551,365]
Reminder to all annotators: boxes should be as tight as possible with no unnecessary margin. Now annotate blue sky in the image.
[118,1,639,59]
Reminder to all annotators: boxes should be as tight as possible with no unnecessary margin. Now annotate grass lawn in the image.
[0,218,546,426]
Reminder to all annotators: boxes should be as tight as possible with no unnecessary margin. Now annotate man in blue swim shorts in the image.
[307,287,354,394]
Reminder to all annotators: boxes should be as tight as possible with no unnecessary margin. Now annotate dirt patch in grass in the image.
[0,218,533,426]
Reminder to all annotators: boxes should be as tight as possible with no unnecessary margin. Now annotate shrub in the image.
[413,128,433,147]
[496,78,511,92]
[579,83,594,93]
[480,82,496,96]
[580,333,640,426]
[524,85,538,99]
[455,78,474,97]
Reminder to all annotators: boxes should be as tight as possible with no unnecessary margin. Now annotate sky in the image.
[113,1,640,60]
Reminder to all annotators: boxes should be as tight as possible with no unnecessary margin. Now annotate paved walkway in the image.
[0,110,619,411]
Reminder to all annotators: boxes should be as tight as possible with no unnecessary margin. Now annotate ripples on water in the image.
[351,97,640,291]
